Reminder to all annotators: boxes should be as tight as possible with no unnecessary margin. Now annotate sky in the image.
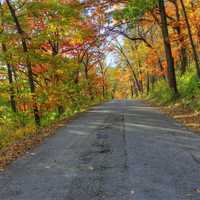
[105,35,124,68]
[106,52,118,67]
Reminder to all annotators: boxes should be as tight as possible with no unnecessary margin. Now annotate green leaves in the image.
[26,0,78,19]
[114,0,158,23]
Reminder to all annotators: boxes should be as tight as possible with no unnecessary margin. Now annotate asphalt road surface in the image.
[1,100,200,200]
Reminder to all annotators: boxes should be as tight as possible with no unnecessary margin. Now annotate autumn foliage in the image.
[1,0,200,149]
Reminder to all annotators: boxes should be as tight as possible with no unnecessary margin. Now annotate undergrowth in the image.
[0,97,105,150]
[148,71,200,110]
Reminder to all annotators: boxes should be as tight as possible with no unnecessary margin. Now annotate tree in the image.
[158,0,179,96]
[0,3,17,112]
[5,0,41,126]
[179,0,200,78]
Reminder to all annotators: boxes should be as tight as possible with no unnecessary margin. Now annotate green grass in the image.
[148,71,200,110]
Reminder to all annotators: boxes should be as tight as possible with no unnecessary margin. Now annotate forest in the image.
[0,0,200,154]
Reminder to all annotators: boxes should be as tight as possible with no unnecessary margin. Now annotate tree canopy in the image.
[1,0,200,150]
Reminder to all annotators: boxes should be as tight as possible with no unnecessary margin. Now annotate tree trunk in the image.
[130,83,134,98]
[179,0,200,78]
[99,62,106,99]
[158,58,167,80]
[146,73,150,95]
[50,40,65,116]
[2,44,17,112]
[159,0,179,96]
[116,43,142,93]
[173,0,188,75]
[6,0,40,126]
[0,2,17,112]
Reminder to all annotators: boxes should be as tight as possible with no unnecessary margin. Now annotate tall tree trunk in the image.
[179,0,200,78]
[158,58,167,80]
[130,83,134,98]
[6,0,40,126]
[50,40,65,116]
[159,0,179,96]
[116,43,142,93]
[2,44,17,112]
[146,72,150,95]
[190,2,200,59]
[74,70,80,84]
[151,76,156,90]
[99,62,106,99]
[84,62,93,100]
[173,0,188,74]
[138,60,144,94]
[0,4,17,113]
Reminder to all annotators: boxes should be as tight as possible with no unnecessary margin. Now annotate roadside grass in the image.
[147,70,200,133]
[149,71,200,110]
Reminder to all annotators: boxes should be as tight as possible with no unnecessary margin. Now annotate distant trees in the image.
[110,0,200,98]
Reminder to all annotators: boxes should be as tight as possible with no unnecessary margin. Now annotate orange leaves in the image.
[32,64,48,74]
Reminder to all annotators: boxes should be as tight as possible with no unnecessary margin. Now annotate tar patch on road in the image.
[65,113,132,200]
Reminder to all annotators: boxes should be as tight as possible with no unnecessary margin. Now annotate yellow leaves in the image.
[112,67,133,99]
[69,37,82,45]
[184,0,192,8]
[0,122,36,151]
[47,24,59,36]
[0,93,9,100]
[68,31,83,45]
[13,124,37,141]
[55,69,64,76]
[0,106,4,113]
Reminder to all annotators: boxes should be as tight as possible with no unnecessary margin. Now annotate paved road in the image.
[1,100,200,200]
